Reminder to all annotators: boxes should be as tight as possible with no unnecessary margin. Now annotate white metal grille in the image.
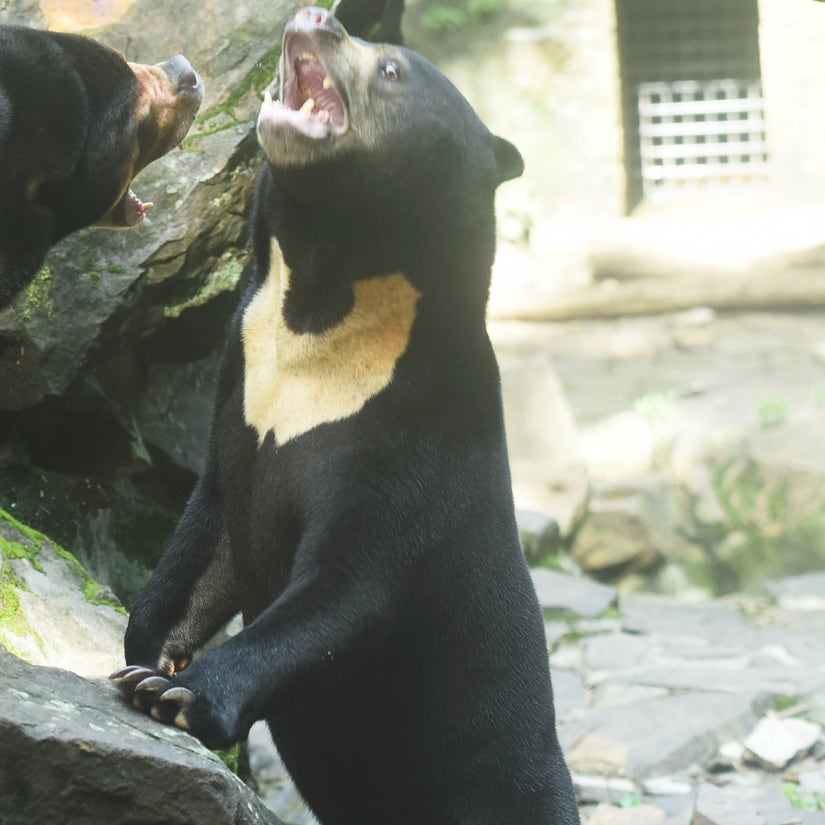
[638,79,768,192]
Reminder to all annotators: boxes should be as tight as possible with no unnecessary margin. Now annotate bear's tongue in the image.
[94,187,153,228]
[122,189,153,226]
[284,50,347,131]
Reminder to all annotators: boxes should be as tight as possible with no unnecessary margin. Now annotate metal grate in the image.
[637,79,768,192]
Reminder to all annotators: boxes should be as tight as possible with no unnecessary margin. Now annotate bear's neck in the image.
[241,239,421,446]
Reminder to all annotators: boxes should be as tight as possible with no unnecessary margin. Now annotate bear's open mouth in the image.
[258,32,348,142]
[284,37,347,131]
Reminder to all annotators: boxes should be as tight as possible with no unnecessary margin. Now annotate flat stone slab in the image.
[693,782,825,825]
[744,715,822,770]
[619,594,759,647]
[625,665,825,698]
[584,632,648,671]
[586,802,666,824]
[767,572,825,611]
[561,691,770,778]
[532,568,618,618]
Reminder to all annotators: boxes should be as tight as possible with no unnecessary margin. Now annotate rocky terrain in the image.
[3,510,825,824]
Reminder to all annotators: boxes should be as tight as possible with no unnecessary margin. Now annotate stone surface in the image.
[798,767,825,794]
[0,510,126,677]
[768,572,825,611]
[495,342,590,540]
[744,716,822,770]
[689,781,825,825]
[562,692,769,778]
[572,494,662,578]
[516,509,562,564]
[583,632,647,672]
[0,648,282,825]
[586,802,666,825]
[493,310,825,599]
[248,722,318,825]
[554,573,825,822]
[692,784,766,825]
[531,568,618,619]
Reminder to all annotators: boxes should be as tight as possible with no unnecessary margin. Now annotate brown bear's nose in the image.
[293,6,344,37]
[158,54,202,96]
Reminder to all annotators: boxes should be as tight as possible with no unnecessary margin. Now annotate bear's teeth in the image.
[323,75,333,90]
[300,97,316,114]
[264,89,273,105]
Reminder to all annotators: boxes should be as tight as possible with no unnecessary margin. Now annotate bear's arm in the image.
[122,487,410,750]
[123,444,240,675]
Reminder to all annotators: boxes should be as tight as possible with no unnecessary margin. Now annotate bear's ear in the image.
[493,136,524,186]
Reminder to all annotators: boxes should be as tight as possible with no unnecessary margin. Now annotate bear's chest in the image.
[241,240,420,446]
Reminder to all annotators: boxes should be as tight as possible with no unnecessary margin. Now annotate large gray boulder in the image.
[0,647,283,825]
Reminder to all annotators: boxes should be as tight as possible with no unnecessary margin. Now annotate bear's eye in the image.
[379,60,401,81]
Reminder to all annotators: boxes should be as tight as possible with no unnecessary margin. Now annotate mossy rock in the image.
[0,509,127,677]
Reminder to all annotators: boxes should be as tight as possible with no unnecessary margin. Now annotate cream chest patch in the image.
[242,240,420,445]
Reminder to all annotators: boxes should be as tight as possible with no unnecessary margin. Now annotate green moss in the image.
[0,564,28,634]
[0,546,43,658]
[773,695,799,713]
[216,743,242,774]
[82,578,127,614]
[0,537,43,573]
[710,457,825,591]
[756,395,790,429]
[191,43,283,140]
[0,508,125,615]
[163,255,245,318]
[86,270,102,289]
[784,783,825,811]
[18,265,54,321]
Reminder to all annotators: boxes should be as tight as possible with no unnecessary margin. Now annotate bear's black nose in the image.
[293,6,344,38]
[159,54,202,96]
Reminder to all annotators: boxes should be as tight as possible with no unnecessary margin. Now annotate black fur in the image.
[121,9,579,824]
[0,26,202,309]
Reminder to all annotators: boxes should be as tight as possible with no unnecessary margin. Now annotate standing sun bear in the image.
[113,7,580,824]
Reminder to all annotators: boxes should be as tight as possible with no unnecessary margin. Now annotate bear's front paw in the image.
[109,665,195,726]
[109,665,239,750]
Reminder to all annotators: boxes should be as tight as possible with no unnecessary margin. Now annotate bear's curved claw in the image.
[110,665,157,698]
[160,686,195,706]
[145,685,195,726]
[110,664,154,683]
[110,665,197,731]
[135,675,172,694]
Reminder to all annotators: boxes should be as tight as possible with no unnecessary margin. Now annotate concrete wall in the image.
[759,0,825,207]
